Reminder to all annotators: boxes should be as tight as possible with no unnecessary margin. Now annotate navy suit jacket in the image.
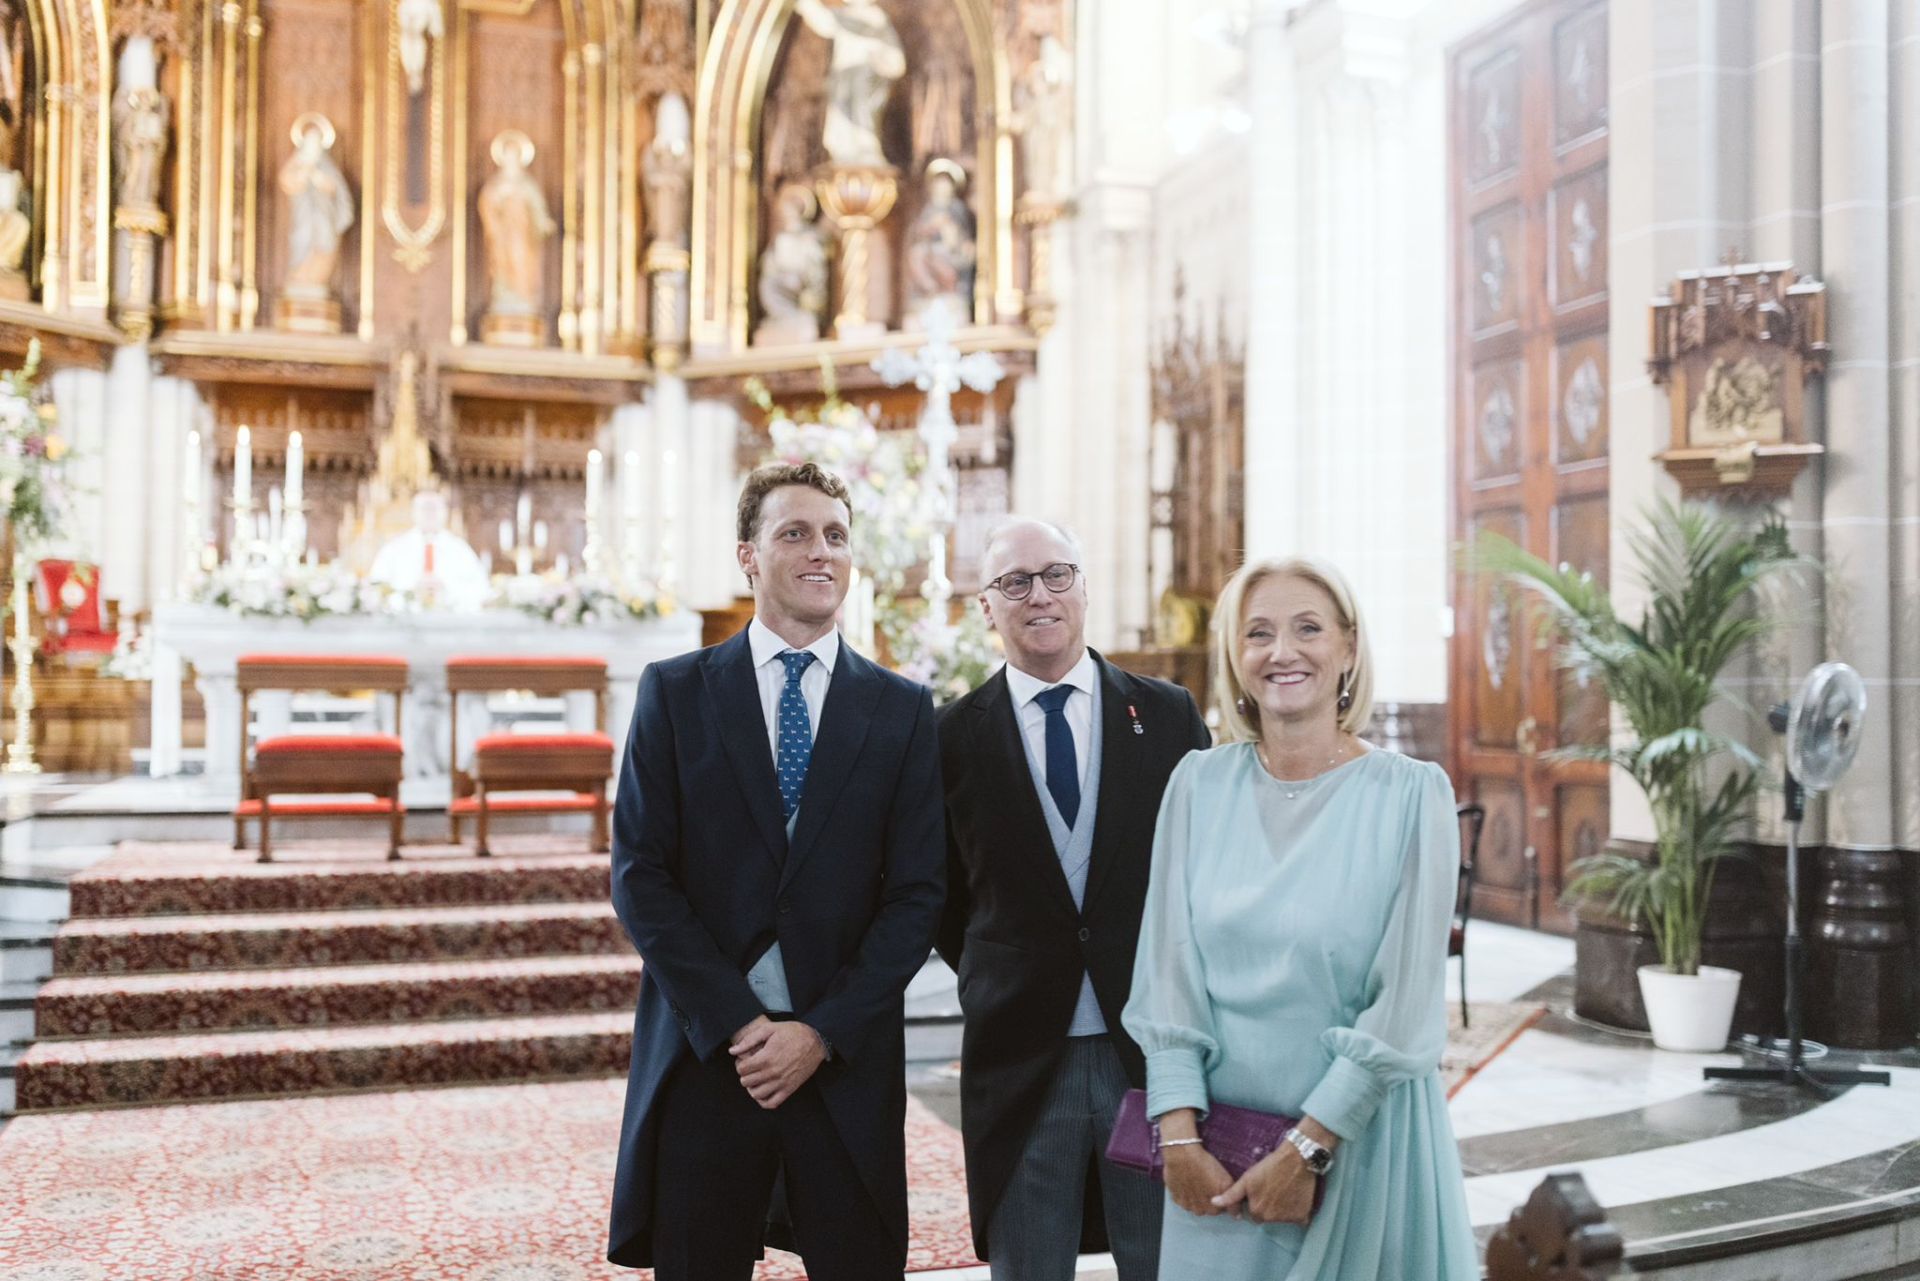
[606,628,946,1268]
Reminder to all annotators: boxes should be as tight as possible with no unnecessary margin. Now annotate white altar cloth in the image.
[147,603,702,790]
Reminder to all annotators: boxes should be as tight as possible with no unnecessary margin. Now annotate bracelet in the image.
[1159,1137,1205,1148]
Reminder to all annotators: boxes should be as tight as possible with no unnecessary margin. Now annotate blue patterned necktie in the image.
[775,650,817,821]
[1033,684,1080,828]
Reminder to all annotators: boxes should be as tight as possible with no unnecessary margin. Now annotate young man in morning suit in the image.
[607,463,946,1280]
[936,517,1212,1280]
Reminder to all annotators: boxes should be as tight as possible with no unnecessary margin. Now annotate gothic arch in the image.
[691,0,1011,352]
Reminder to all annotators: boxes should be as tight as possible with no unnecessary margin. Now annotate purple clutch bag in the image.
[1106,1088,1298,1182]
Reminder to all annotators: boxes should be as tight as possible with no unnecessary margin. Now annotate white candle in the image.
[284,430,304,510]
[586,448,604,523]
[516,491,532,543]
[233,425,252,508]
[498,518,514,553]
[622,450,642,517]
[533,519,549,552]
[267,486,284,550]
[183,429,202,517]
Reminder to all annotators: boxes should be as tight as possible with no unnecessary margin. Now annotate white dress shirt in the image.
[1004,649,1096,798]
[747,618,838,765]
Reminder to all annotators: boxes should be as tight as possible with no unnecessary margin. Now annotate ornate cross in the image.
[872,299,1004,614]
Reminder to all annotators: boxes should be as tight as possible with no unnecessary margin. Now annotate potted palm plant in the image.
[1476,501,1801,1051]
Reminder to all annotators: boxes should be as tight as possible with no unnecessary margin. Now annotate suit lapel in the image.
[701,631,787,870]
[972,669,1081,919]
[1083,654,1145,914]
[782,642,885,890]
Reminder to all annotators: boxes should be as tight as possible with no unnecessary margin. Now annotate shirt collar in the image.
[748,617,840,675]
[1005,649,1096,709]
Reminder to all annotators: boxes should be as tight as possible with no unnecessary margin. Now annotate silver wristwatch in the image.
[1285,1127,1333,1176]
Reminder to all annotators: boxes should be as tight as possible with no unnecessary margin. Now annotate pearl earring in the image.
[1337,670,1354,714]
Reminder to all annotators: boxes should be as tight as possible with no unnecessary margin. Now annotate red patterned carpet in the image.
[0,1077,981,1279]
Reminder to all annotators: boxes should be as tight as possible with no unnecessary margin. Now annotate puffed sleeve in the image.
[1122,750,1222,1120]
[1299,760,1458,1141]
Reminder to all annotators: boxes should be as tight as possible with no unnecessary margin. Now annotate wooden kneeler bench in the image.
[234,654,410,863]
[446,656,614,857]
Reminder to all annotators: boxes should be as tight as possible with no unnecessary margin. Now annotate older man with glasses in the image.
[934,517,1212,1281]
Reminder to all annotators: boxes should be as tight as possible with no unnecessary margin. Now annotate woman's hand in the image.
[1212,1147,1318,1225]
[1163,1142,1237,1217]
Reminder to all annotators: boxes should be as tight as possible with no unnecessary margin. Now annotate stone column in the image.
[1242,0,1300,565]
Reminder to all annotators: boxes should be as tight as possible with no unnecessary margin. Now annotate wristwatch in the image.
[1284,1127,1334,1176]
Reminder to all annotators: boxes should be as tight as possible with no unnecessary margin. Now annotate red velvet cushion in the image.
[449,793,601,814]
[237,653,409,668]
[60,632,121,654]
[235,798,404,816]
[256,734,405,756]
[474,732,615,754]
[447,655,608,670]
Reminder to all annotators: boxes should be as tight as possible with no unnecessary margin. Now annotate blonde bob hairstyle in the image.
[1211,556,1376,742]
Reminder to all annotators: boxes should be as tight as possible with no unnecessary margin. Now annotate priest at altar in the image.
[368,490,489,610]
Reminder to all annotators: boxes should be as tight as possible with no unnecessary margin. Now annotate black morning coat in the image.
[935,653,1211,1259]
[605,627,947,1268]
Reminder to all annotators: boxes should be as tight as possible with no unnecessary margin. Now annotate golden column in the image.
[814,164,898,341]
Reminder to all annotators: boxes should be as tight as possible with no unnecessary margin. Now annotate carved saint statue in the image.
[792,0,905,169]
[642,91,692,252]
[478,130,555,318]
[910,21,968,170]
[754,182,829,345]
[902,160,975,328]
[279,114,355,293]
[397,0,443,96]
[1010,35,1071,203]
[110,83,170,213]
[0,164,29,289]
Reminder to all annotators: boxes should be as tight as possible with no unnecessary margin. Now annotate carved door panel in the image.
[1449,0,1609,934]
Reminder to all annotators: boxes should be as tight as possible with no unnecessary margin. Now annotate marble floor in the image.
[907,923,1920,1279]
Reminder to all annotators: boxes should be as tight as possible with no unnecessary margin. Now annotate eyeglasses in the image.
[985,562,1079,601]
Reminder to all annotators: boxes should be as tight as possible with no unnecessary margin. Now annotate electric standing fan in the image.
[1704,662,1891,1095]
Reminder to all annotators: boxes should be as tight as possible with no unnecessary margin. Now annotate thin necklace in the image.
[1257,740,1347,801]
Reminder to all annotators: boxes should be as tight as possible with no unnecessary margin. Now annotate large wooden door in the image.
[1449,0,1609,934]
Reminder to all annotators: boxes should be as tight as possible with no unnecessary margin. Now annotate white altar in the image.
[147,602,701,791]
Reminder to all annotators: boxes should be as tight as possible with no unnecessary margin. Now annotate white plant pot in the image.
[1637,963,1742,1053]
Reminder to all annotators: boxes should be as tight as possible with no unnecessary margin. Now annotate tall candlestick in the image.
[584,448,605,576]
[233,425,252,507]
[284,429,303,509]
[516,491,532,543]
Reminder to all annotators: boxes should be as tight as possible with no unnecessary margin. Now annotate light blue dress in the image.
[1122,743,1478,1279]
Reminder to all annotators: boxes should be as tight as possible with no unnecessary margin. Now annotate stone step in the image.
[66,847,610,919]
[35,953,646,1038]
[53,902,631,976]
[12,1009,633,1110]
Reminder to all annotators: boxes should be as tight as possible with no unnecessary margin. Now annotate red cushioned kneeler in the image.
[445,657,613,857]
[234,655,411,864]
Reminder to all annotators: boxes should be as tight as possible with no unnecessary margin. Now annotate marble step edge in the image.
[32,953,649,1039]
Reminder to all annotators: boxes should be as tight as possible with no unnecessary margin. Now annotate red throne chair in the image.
[35,559,118,658]
[234,655,410,863]
[445,656,613,857]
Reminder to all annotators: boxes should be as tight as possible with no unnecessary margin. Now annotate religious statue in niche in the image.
[903,159,975,329]
[0,87,28,300]
[792,0,905,170]
[397,0,443,97]
[478,130,555,346]
[762,30,828,189]
[276,113,356,334]
[754,182,829,345]
[110,81,169,214]
[1010,35,1071,203]
[643,92,692,254]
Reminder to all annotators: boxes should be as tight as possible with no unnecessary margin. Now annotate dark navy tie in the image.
[1034,684,1080,828]
[776,651,816,821]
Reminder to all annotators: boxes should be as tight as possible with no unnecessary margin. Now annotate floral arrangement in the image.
[749,365,931,594]
[100,620,153,681]
[882,599,1002,704]
[489,572,672,626]
[0,341,72,548]
[191,558,399,620]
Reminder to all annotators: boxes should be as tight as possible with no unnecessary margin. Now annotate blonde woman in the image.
[1122,557,1476,1278]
